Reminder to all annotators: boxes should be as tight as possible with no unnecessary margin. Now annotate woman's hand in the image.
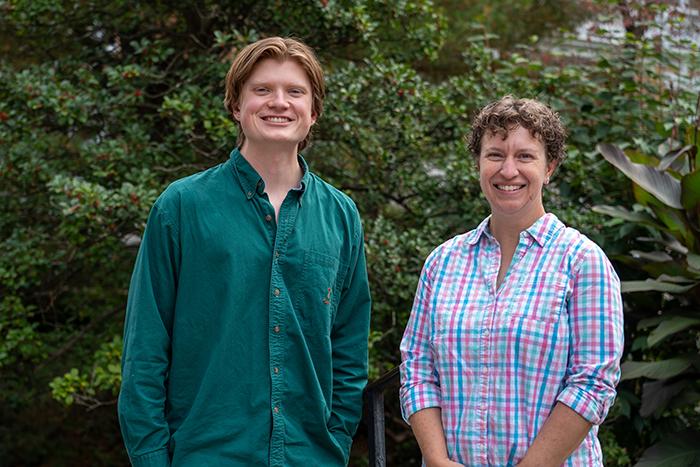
[426,458,465,467]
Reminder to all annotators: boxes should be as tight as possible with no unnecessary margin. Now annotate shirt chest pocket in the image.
[505,272,570,324]
[295,250,347,336]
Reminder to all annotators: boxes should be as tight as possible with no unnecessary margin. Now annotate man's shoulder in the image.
[307,172,359,215]
[156,162,229,206]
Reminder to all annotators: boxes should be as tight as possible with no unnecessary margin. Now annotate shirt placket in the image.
[477,240,499,466]
[266,194,300,467]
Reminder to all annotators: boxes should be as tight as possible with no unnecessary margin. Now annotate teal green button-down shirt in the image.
[118,149,371,467]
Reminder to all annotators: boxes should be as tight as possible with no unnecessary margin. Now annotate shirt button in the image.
[273,288,280,296]
[273,406,279,414]
[273,367,279,374]
[265,214,272,222]
[247,191,253,197]
[273,325,280,333]
[274,250,280,258]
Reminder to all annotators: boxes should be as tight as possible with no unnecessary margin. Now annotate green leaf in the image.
[681,169,700,211]
[592,205,658,225]
[648,315,700,347]
[621,357,695,381]
[598,143,682,209]
[639,379,687,417]
[621,279,696,293]
[657,145,692,171]
[688,253,700,271]
[630,250,673,262]
[634,430,700,467]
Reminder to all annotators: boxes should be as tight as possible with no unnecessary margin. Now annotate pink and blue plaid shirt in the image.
[400,213,624,466]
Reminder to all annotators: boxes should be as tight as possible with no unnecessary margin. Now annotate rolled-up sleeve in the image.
[556,244,624,425]
[399,254,442,423]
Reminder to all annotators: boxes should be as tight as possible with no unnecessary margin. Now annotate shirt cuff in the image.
[400,383,442,424]
[556,385,610,425]
[129,447,170,467]
[330,430,353,464]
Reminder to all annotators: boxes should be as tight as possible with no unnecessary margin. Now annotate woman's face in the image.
[478,125,556,226]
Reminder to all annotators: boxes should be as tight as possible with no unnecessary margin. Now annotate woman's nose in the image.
[499,157,518,177]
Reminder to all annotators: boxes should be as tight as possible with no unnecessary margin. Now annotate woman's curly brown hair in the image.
[467,96,567,165]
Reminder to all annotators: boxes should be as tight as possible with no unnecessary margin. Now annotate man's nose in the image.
[268,90,289,108]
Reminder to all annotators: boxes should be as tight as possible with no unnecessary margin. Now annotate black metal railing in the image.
[363,366,400,467]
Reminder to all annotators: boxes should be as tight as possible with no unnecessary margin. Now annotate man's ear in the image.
[546,159,558,178]
[310,111,317,126]
[232,103,240,121]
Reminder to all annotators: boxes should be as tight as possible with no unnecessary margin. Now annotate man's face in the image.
[233,58,316,154]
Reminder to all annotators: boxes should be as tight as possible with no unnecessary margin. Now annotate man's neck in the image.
[240,142,303,193]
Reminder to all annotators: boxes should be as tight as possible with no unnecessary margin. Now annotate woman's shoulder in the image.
[422,224,484,277]
[553,221,614,274]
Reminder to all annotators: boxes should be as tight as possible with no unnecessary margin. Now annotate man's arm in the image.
[520,244,624,465]
[118,200,179,467]
[326,216,372,464]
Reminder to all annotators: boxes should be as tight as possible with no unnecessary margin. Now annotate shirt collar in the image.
[465,212,563,247]
[229,147,311,202]
[465,215,493,245]
[524,213,564,247]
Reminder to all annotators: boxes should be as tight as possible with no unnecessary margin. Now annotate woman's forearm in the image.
[409,408,463,467]
[516,402,592,467]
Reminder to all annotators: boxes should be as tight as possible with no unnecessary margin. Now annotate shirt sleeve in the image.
[118,198,179,467]
[399,251,442,423]
[326,213,372,464]
[556,243,624,425]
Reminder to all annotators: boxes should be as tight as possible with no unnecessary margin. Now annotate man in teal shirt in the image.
[118,37,371,466]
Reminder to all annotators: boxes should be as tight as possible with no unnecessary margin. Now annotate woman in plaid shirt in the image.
[400,96,624,466]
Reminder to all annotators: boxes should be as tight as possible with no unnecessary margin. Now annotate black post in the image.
[368,389,386,467]
[364,367,400,467]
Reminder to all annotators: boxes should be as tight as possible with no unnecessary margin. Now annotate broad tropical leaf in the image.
[620,357,695,381]
[639,379,687,417]
[592,205,659,225]
[657,145,692,171]
[598,143,683,209]
[647,315,700,347]
[681,168,700,211]
[621,279,696,293]
[634,430,700,467]
[630,250,673,262]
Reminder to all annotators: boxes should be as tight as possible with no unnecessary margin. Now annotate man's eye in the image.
[486,153,503,160]
[518,153,534,160]
[255,87,269,93]
[289,88,304,96]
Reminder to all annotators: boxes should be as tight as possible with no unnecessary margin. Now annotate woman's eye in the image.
[289,88,304,96]
[519,153,534,160]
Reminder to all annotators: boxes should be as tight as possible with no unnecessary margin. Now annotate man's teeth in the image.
[265,116,290,122]
[496,185,523,191]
